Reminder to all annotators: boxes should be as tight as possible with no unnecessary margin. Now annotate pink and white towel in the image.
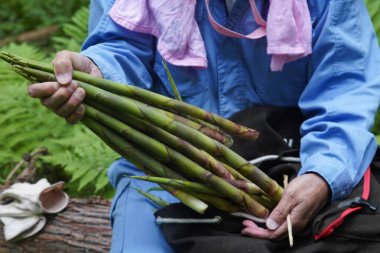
[109,0,312,71]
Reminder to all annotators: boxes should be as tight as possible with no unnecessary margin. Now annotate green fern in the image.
[0,7,119,198]
[366,0,380,41]
[364,0,380,140]
[52,7,89,52]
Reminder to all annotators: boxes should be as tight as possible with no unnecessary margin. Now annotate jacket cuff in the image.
[81,46,125,84]
[298,154,353,201]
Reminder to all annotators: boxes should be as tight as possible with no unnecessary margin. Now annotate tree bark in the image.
[0,198,112,253]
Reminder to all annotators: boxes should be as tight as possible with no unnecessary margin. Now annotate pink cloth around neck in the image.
[109,0,208,68]
[266,0,312,71]
[109,0,312,71]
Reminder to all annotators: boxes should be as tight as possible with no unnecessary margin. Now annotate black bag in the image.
[155,106,380,253]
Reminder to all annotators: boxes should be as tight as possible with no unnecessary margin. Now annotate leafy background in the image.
[0,1,379,198]
[0,3,118,198]
[0,0,89,39]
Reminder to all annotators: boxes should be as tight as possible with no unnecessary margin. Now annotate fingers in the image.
[27,50,100,124]
[241,174,331,241]
[54,88,86,118]
[52,50,96,85]
[265,191,293,230]
[40,82,79,110]
[242,220,288,240]
[28,81,85,123]
[66,104,85,124]
[28,82,60,98]
[240,192,293,241]
[52,57,73,85]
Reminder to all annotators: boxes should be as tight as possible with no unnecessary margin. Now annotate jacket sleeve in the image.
[80,0,156,89]
[298,0,380,201]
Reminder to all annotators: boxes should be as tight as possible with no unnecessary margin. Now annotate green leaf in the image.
[78,169,101,191]
[0,40,117,198]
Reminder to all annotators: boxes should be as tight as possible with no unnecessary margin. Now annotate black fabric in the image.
[154,106,380,253]
[229,106,305,160]
[156,203,380,253]
[313,149,380,241]
[156,159,380,253]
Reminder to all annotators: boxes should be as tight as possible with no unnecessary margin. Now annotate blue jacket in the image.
[82,0,380,201]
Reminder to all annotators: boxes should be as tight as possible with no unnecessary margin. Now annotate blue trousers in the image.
[108,158,178,253]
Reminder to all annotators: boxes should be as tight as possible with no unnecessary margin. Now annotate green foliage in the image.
[0,43,118,197]
[0,6,119,198]
[366,0,380,41]
[0,0,89,38]
[52,7,90,52]
[0,44,47,182]
[365,0,380,138]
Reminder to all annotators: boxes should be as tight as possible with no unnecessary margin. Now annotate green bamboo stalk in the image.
[160,61,234,146]
[123,162,211,215]
[162,60,182,101]
[223,179,263,195]
[147,187,164,192]
[87,95,233,146]
[159,184,212,214]
[131,176,223,196]
[132,187,170,207]
[83,80,282,202]
[11,66,37,83]
[82,86,282,202]
[130,169,215,215]
[161,109,233,146]
[0,52,259,141]
[85,99,236,181]
[219,161,249,181]
[88,100,268,198]
[84,105,269,217]
[81,116,208,214]
[251,194,277,210]
[190,117,227,136]
[9,64,283,203]
[107,142,215,214]
[131,175,275,209]
[132,175,275,211]
[12,66,238,182]
[13,60,232,146]
[81,121,185,182]
[188,191,242,213]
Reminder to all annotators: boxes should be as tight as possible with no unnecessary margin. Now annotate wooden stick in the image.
[4,147,48,186]
[283,175,294,247]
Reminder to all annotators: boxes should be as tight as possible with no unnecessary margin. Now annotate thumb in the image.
[52,50,93,85]
[266,196,292,230]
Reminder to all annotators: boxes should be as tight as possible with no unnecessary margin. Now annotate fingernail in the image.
[76,105,85,114]
[28,86,35,97]
[57,73,71,84]
[266,218,279,230]
[73,88,85,100]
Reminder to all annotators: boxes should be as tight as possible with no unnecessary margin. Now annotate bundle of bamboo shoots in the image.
[0,52,283,219]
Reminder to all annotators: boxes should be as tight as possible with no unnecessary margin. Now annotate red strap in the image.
[314,167,371,240]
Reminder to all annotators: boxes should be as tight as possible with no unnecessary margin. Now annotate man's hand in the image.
[242,173,330,240]
[28,50,102,124]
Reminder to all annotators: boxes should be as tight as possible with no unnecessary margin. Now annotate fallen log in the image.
[0,198,112,253]
[0,25,59,47]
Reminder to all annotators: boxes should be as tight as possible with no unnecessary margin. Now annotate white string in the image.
[249,155,301,165]
[156,216,222,224]
[231,212,266,223]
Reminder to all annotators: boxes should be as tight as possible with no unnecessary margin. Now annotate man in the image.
[27,0,380,252]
